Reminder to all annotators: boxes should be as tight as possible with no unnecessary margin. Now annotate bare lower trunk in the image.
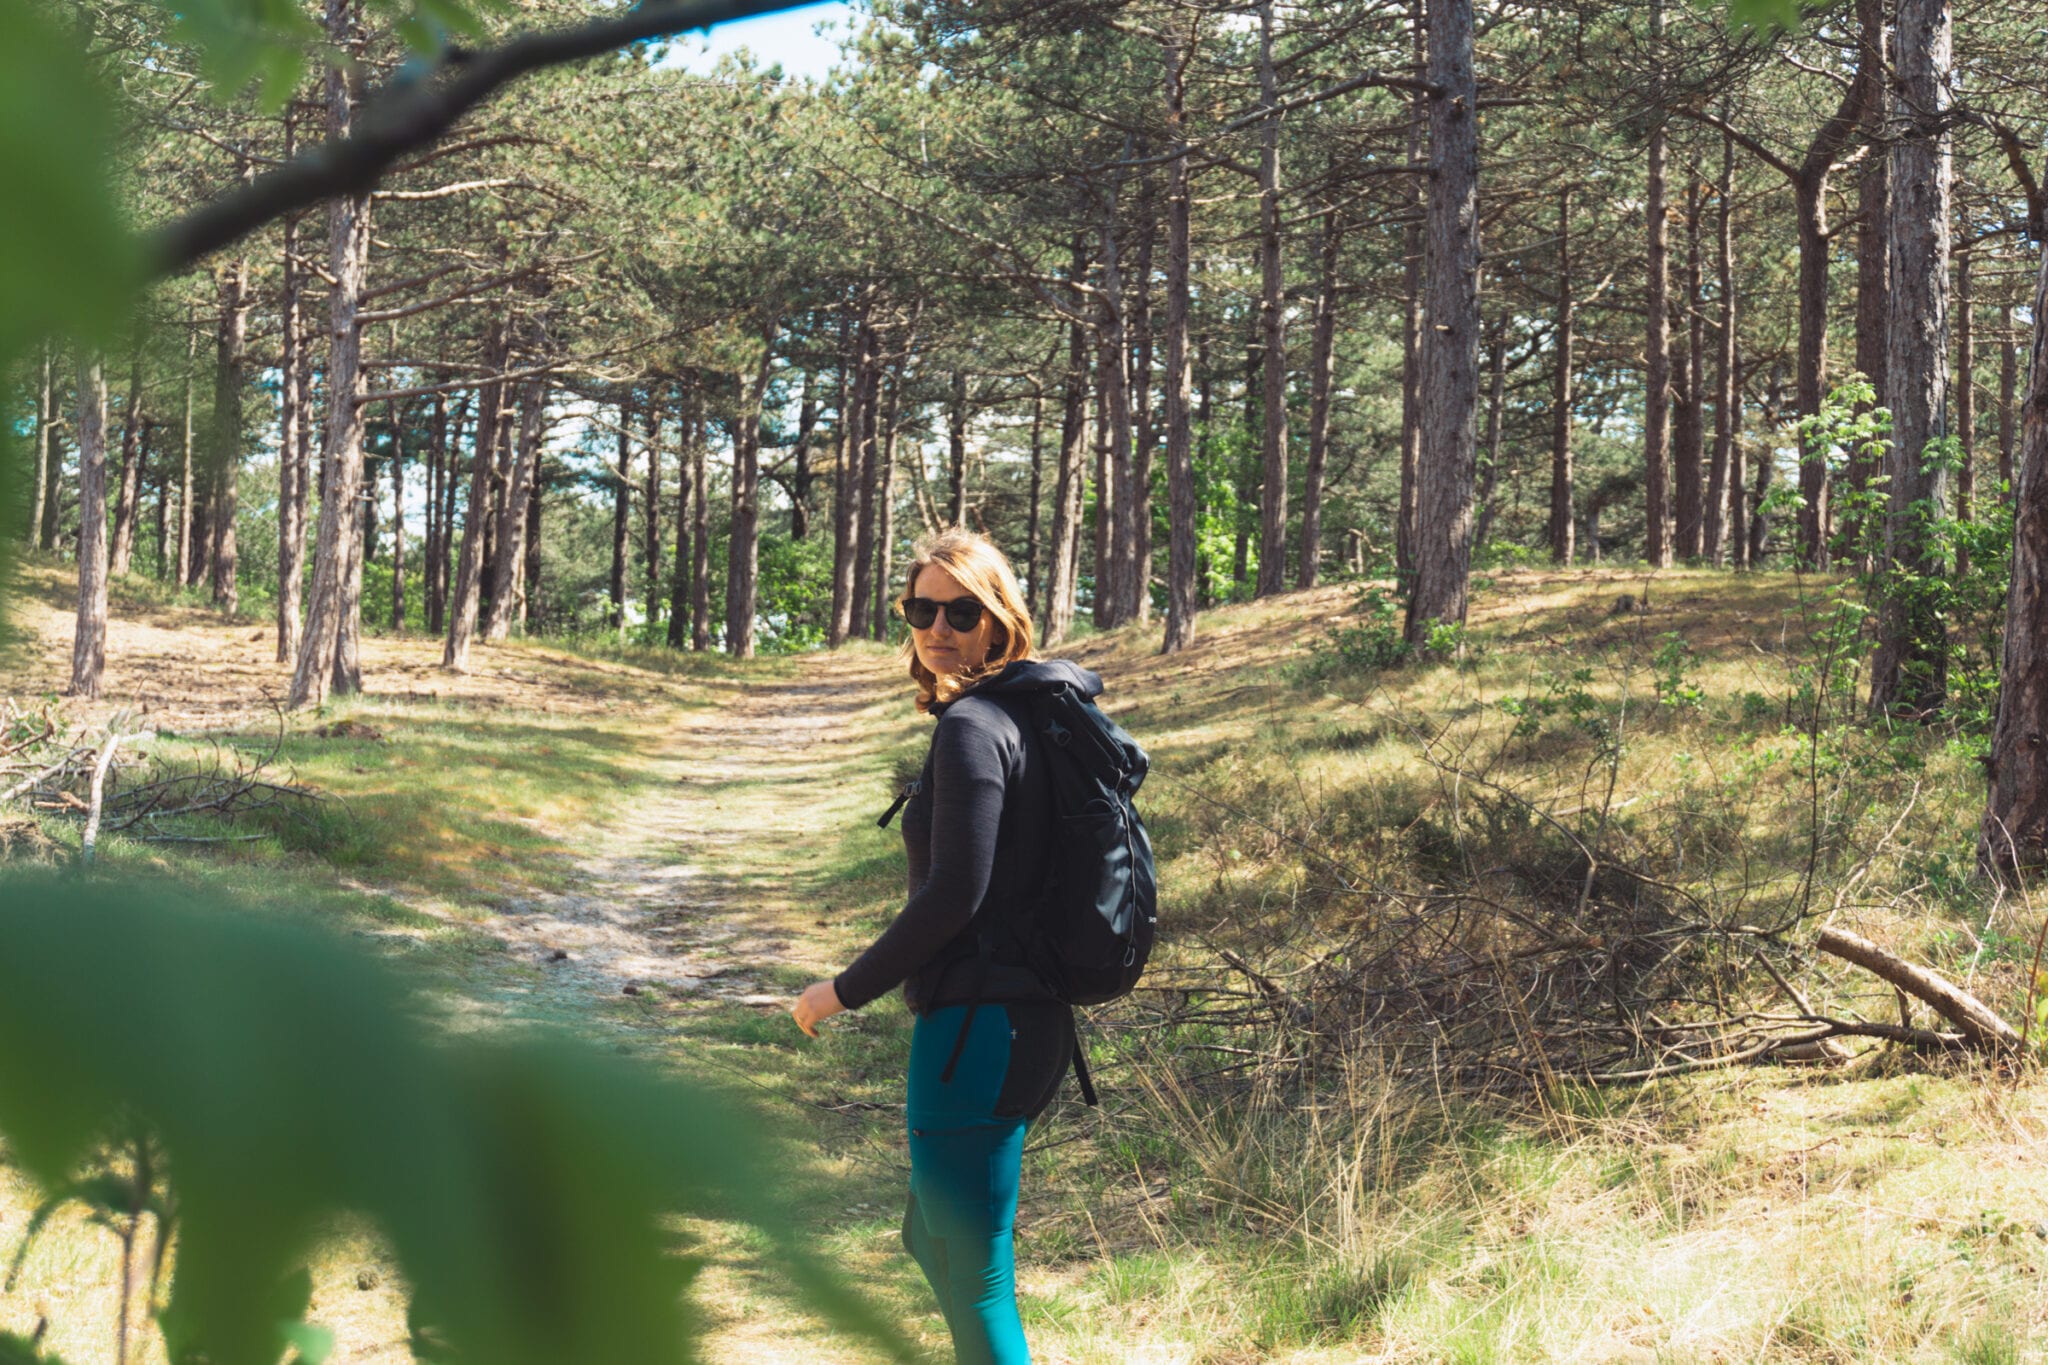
[1095,176,1131,628]
[827,310,861,647]
[1397,0,1425,585]
[1161,31,1198,653]
[1405,0,1480,645]
[1046,274,1091,646]
[174,318,194,582]
[1253,0,1289,599]
[1869,0,1952,718]
[1550,187,1575,565]
[70,359,110,699]
[724,313,780,659]
[1473,326,1507,548]
[443,326,508,673]
[210,254,249,611]
[611,389,633,631]
[110,355,144,578]
[1299,209,1337,590]
[2001,308,2017,493]
[690,426,711,652]
[1850,0,1890,553]
[1730,350,1750,568]
[1981,159,2048,875]
[1126,178,1157,624]
[851,329,881,624]
[287,2,370,708]
[1025,383,1046,619]
[643,382,664,626]
[29,345,52,552]
[1675,182,1705,560]
[1644,0,1672,569]
[1707,140,1737,565]
[485,380,545,642]
[391,414,407,630]
[1792,178,1832,567]
[1957,252,1976,577]
[668,382,697,649]
[277,190,308,662]
[872,347,907,639]
[946,369,968,528]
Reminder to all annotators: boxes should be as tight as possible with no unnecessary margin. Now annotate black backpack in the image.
[880,659,1157,1103]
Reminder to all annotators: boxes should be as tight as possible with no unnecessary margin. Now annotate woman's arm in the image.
[828,702,1013,1011]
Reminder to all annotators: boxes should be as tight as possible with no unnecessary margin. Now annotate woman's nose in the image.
[930,615,955,639]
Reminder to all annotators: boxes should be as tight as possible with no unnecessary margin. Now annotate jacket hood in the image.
[960,657,1103,702]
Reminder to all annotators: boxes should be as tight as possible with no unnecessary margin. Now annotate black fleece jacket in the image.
[833,660,1102,1014]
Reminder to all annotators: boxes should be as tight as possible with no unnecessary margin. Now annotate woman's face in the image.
[908,562,997,680]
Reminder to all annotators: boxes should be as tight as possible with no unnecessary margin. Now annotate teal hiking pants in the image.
[904,1000,1073,1365]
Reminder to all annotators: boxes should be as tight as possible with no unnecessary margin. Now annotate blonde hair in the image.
[900,528,1036,713]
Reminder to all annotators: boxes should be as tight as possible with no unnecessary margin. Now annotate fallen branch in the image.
[1816,925,2022,1054]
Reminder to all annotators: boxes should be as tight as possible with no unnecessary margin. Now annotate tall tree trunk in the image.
[725,314,780,659]
[947,369,969,527]
[667,382,697,649]
[151,422,168,579]
[1254,0,1290,599]
[1299,206,1338,590]
[1869,0,1952,718]
[1980,152,2048,875]
[422,393,444,633]
[851,326,882,627]
[611,388,633,631]
[110,354,144,578]
[790,374,815,539]
[1675,180,1706,560]
[70,359,110,699]
[1550,186,1576,565]
[39,343,67,554]
[1046,265,1092,647]
[1473,324,1507,548]
[1643,0,1673,569]
[277,181,309,662]
[485,379,544,642]
[1161,29,1199,652]
[1747,369,1780,567]
[174,316,194,583]
[391,410,407,630]
[1957,250,1976,576]
[827,308,861,647]
[2001,307,2017,493]
[1126,171,1157,624]
[430,394,464,635]
[1397,0,1425,585]
[28,344,52,551]
[210,252,249,610]
[442,328,507,673]
[1025,382,1046,619]
[1235,328,1257,587]
[690,414,711,653]
[1791,174,1833,566]
[1708,140,1738,566]
[286,0,370,709]
[1405,0,1481,645]
[1849,0,1890,558]
[1095,169,1131,629]
[521,438,540,629]
[872,345,908,639]
[642,381,664,626]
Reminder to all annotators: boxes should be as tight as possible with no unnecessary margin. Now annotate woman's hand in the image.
[792,979,846,1038]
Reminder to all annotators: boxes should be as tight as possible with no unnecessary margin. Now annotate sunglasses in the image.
[900,595,987,632]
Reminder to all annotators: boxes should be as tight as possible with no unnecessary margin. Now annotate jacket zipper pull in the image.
[876,778,921,829]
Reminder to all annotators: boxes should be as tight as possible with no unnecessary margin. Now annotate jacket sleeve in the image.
[833,703,1011,1011]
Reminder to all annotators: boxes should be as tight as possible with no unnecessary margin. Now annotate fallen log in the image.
[1816,925,2022,1054]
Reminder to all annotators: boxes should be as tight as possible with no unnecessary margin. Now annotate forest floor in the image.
[5,554,2048,1363]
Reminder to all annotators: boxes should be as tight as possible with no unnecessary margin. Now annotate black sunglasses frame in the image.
[899,595,987,632]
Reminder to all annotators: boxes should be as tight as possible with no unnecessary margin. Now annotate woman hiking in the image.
[791,527,1097,1365]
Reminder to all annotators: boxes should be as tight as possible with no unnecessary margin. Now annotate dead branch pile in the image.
[1118,707,2023,1093]
[0,699,323,852]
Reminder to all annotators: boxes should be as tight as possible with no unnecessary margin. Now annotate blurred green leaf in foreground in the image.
[0,874,912,1365]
